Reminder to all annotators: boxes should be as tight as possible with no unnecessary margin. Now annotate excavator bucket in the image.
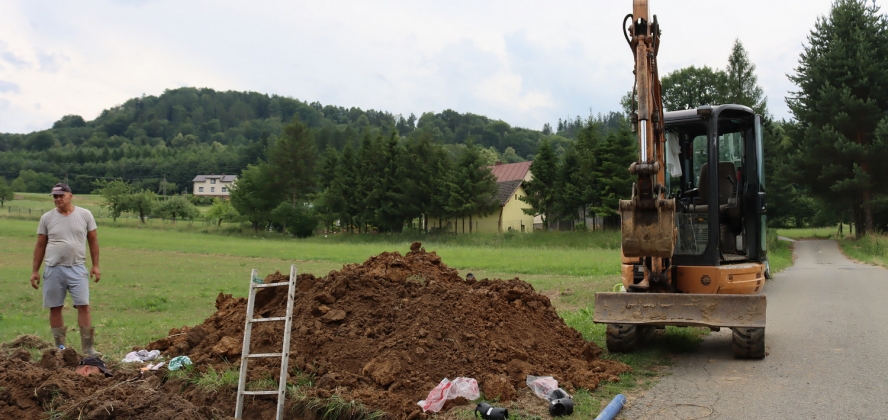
[593,292,767,328]
[620,199,675,258]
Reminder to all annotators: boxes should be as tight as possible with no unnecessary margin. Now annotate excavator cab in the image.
[665,104,768,283]
[595,105,769,358]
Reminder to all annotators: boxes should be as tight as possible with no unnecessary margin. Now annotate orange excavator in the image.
[592,0,769,358]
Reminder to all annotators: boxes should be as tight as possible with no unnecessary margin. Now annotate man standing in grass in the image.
[30,183,102,356]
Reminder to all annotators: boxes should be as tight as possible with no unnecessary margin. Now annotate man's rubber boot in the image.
[80,326,102,357]
[51,326,67,350]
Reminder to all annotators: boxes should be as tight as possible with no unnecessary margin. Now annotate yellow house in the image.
[192,175,236,199]
[434,161,535,233]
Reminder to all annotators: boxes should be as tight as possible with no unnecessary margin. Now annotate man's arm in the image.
[86,229,100,282]
[31,234,48,289]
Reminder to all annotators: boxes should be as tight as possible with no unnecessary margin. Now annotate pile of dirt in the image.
[0,242,628,419]
[150,242,629,418]
[0,340,231,420]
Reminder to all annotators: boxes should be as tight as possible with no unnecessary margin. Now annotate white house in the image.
[192,175,237,199]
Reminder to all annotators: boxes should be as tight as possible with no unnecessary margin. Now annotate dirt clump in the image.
[150,242,629,418]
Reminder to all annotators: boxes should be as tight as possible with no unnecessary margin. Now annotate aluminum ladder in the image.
[234,265,297,420]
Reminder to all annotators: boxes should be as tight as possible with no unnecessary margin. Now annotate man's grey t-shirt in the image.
[37,206,97,267]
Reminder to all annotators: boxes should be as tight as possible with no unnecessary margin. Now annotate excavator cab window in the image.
[665,123,709,256]
[668,117,749,257]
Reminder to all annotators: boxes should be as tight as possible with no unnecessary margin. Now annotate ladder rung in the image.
[253,282,290,288]
[250,317,286,323]
[246,353,283,358]
[241,390,280,396]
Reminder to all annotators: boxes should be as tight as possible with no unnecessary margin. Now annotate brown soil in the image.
[0,242,628,419]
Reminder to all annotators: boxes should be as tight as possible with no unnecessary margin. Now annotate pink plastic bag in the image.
[417,377,480,412]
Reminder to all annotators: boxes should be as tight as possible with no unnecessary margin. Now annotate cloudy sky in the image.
[0,0,841,134]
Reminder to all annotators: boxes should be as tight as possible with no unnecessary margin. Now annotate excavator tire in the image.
[606,324,653,353]
[732,327,765,359]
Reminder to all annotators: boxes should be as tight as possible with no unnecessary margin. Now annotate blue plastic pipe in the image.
[594,394,626,420]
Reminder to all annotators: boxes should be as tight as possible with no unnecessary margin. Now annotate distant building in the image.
[472,162,534,233]
[192,175,237,199]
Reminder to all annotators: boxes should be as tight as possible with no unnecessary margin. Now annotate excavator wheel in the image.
[732,327,765,359]
[606,324,653,353]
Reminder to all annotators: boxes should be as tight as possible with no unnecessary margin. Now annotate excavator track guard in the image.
[593,292,766,329]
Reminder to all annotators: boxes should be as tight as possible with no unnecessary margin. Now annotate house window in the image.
[222,187,227,193]
[211,187,215,192]
[211,179,217,184]
[199,187,204,192]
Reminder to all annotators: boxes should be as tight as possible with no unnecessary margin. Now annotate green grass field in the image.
[0,201,798,416]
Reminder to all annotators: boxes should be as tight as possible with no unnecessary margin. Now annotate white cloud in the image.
[0,80,20,93]
[0,0,840,133]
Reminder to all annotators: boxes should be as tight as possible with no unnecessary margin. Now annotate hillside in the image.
[0,87,625,194]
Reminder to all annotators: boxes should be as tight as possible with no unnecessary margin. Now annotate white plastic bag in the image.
[417,377,480,412]
[526,375,560,400]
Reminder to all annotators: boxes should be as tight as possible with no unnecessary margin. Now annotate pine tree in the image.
[268,119,317,205]
[336,144,359,232]
[725,39,768,116]
[446,141,498,233]
[372,132,408,233]
[315,147,341,232]
[591,127,636,222]
[520,139,559,226]
[787,0,888,235]
[355,134,381,232]
[404,130,448,231]
[553,144,583,228]
[573,121,605,226]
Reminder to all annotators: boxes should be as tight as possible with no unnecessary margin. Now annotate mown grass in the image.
[0,218,622,277]
[0,214,805,417]
[775,226,851,240]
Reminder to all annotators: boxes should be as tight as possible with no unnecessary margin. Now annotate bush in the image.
[271,203,319,238]
[187,195,215,206]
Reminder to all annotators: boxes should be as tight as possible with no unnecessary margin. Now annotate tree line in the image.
[0,87,595,196]
[74,110,637,236]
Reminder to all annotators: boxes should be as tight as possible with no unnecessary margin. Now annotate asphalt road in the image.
[620,240,888,420]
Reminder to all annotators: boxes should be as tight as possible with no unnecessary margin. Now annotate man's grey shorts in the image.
[43,265,89,308]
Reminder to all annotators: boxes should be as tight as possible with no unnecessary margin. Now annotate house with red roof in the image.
[434,161,536,233]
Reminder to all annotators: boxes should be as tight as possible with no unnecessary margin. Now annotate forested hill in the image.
[0,87,626,194]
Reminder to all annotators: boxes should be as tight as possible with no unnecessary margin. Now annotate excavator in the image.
[592,0,768,358]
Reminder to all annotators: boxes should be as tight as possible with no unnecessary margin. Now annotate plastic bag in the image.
[526,375,559,400]
[526,375,571,402]
[168,355,192,371]
[417,377,480,412]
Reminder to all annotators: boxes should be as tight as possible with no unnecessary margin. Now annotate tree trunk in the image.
[863,189,874,235]
[469,215,473,233]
